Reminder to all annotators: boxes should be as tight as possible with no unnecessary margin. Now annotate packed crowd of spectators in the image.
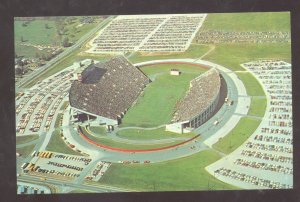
[195,30,290,44]
[69,56,150,120]
[172,68,220,122]
[88,14,206,53]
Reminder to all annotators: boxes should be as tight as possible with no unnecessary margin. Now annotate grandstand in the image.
[69,56,150,125]
[166,68,222,133]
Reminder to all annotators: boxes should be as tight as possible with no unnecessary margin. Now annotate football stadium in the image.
[15,12,292,194]
[69,56,227,135]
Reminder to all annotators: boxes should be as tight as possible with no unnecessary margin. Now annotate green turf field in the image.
[46,129,83,156]
[117,128,196,140]
[212,117,261,154]
[248,97,267,117]
[80,126,184,150]
[201,12,290,32]
[16,134,39,145]
[128,44,211,63]
[121,64,207,127]
[16,144,35,158]
[99,150,238,191]
[236,72,265,96]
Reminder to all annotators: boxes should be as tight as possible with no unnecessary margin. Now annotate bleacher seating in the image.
[69,56,150,120]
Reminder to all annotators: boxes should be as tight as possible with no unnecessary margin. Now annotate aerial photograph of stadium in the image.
[15,12,292,194]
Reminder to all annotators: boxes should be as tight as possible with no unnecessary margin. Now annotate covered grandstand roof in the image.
[69,56,150,120]
[81,64,107,84]
[172,68,221,122]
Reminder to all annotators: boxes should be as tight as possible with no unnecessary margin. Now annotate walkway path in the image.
[195,44,216,61]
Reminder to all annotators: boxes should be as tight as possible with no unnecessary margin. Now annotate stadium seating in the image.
[69,56,150,120]
[172,68,221,123]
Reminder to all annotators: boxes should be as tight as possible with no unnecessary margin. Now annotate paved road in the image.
[18,175,133,193]
[16,16,115,88]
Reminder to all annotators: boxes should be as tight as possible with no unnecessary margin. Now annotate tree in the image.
[35,52,40,59]
[45,23,50,29]
[20,36,24,42]
[15,67,23,76]
[62,37,70,47]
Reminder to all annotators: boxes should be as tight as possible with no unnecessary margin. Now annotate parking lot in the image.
[15,60,93,136]
[84,161,111,181]
[22,151,93,180]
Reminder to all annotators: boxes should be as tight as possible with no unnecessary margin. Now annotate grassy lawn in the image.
[14,17,101,58]
[16,144,35,157]
[15,20,58,46]
[63,16,103,44]
[201,12,290,32]
[15,19,60,58]
[46,129,82,155]
[117,128,196,140]
[248,97,267,117]
[68,189,93,193]
[99,150,238,191]
[60,101,69,110]
[89,126,107,136]
[121,64,207,127]
[54,113,63,128]
[203,43,291,71]
[16,134,39,145]
[128,44,211,63]
[80,126,184,150]
[15,44,51,59]
[213,117,261,154]
[236,72,265,96]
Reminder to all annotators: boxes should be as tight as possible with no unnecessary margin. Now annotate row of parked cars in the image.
[119,160,150,164]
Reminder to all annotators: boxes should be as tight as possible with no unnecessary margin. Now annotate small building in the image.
[170,69,181,76]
